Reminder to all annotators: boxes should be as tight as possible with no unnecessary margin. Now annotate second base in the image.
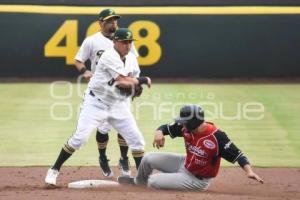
[68,179,119,189]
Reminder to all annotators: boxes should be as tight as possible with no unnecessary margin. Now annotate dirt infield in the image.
[0,167,299,200]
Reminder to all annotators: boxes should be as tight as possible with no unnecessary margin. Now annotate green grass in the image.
[0,83,299,167]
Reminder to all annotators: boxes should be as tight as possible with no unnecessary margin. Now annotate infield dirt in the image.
[0,167,299,200]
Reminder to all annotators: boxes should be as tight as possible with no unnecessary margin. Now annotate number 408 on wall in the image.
[44,20,162,66]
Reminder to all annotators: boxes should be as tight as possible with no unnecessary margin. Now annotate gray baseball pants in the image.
[134,152,212,190]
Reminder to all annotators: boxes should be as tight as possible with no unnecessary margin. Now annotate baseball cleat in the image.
[119,157,131,176]
[99,157,114,178]
[117,175,135,185]
[45,168,59,186]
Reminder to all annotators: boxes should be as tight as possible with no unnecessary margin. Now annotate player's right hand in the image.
[83,70,93,81]
[247,171,264,184]
[152,130,165,149]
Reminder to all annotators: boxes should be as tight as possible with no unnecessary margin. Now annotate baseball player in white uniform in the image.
[45,28,151,186]
[74,9,139,178]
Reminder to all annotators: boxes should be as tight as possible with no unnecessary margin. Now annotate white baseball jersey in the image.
[75,32,138,73]
[68,47,145,151]
[75,32,139,133]
[88,47,140,106]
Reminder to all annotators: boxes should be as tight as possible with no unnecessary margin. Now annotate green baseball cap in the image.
[98,8,121,21]
[113,28,136,41]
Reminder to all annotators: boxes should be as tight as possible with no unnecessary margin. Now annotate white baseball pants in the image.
[135,152,211,190]
[67,90,145,151]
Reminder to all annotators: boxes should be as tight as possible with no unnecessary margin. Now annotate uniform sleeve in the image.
[214,130,244,163]
[157,122,183,138]
[75,37,92,62]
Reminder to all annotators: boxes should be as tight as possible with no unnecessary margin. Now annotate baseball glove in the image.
[116,85,143,100]
[132,85,143,100]
[116,86,133,97]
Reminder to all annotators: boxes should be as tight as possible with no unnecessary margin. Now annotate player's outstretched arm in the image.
[242,164,264,184]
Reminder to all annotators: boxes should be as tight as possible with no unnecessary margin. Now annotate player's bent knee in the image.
[128,141,145,152]
[67,140,80,150]
[68,137,88,150]
[143,152,158,163]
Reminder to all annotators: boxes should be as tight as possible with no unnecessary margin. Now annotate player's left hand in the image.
[247,172,264,184]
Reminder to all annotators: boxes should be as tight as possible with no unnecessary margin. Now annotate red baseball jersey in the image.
[183,123,221,177]
[159,121,245,178]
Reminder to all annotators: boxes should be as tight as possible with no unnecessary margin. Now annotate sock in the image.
[132,150,144,169]
[117,133,129,159]
[96,131,109,161]
[52,144,75,171]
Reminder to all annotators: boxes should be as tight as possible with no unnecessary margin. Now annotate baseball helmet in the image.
[175,105,204,132]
